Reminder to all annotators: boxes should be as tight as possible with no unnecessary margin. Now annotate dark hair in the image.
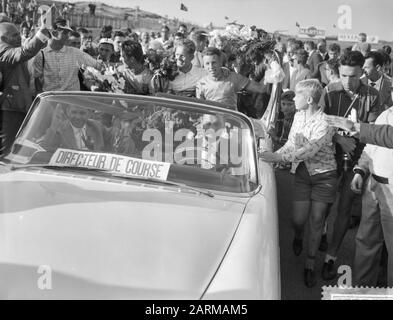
[178,23,187,30]
[101,25,113,33]
[281,90,295,102]
[359,32,367,38]
[378,50,392,65]
[174,31,185,39]
[304,41,316,50]
[161,25,170,32]
[70,31,80,38]
[121,40,144,63]
[202,47,222,58]
[327,58,340,76]
[340,50,365,68]
[328,43,341,53]
[114,31,126,38]
[382,45,392,55]
[364,51,384,68]
[77,27,88,34]
[193,30,207,42]
[294,49,308,66]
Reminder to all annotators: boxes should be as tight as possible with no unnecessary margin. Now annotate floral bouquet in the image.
[83,65,126,94]
[145,50,179,93]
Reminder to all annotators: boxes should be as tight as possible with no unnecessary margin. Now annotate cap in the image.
[99,38,114,46]
[53,16,73,32]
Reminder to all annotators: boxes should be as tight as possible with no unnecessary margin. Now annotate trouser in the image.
[354,176,393,287]
[0,110,26,156]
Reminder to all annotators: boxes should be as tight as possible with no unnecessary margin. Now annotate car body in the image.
[0,92,280,299]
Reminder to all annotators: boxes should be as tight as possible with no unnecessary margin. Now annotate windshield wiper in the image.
[9,164,215,198]
[107,172,215,198]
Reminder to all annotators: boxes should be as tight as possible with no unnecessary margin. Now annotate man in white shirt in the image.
[168,39,207,97]
[363,51,393,110]
[351,106,393,287]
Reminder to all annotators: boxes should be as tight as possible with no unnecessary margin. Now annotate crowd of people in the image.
[0,7,393,290]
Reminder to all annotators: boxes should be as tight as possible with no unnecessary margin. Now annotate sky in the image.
[62,0,393,41]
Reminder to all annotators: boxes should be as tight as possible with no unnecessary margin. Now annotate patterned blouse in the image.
[276,108,337,175]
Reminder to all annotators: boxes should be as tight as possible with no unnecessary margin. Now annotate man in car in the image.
[41,104,110,152]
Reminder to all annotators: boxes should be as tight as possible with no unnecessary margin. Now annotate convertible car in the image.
[0,92,280,299]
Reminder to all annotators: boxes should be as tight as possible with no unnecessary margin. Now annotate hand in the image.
[336,135,356,157]
[325,115,356,132]
[259,151,282,163]
[351,173,363,194]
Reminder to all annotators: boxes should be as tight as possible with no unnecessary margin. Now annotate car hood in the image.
[0,170,247,299]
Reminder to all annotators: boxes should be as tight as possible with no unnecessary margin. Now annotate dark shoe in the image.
[322,260,337,280]
[319,233,328,252]
[304,268,317,288]
[293,238,303,256]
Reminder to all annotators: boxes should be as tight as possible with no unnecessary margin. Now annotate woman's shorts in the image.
[293,162,338,204]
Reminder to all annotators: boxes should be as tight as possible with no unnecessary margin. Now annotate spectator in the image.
[177,23,188,36]
[352,33,371,56]
[317,43,341,86]
[282,40,302,91]
[33,17,102,93]
[304,40,322,78]
[100,25,112,39]
[269,90,296,152]
[20,25,30,45]
[196,47,266,110]
[168,39,207,97]
[378,49,392,77]
[173,31,185,47]
[319,50,382,281]
[317,39,328,61]
[259,79,337,287]
[67,31,81,49]
[290,49,311,91]
[325,58,341,84]
[363,51,392,110]
[351,105,393,287]
[0,21,50,154]
[112,31,126,63]
[190,30,208,68]
[140,31,150,54]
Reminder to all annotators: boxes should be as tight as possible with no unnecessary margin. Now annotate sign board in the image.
[38,4,56,29]
[49,149,171,181]
[338,33,379,44]
[298,26,326,39]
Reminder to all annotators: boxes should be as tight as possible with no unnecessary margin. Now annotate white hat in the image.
[99,38,114,46]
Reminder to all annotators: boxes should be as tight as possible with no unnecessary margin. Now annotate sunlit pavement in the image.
[275,169,357,300]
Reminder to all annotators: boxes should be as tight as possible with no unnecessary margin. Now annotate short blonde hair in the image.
[295,79,323,103]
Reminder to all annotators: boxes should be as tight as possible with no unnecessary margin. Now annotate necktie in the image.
[370,82,376,87]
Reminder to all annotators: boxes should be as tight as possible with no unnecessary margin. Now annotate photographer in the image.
[319,50,382,280]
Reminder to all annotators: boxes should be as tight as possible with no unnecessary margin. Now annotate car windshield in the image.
[5,93,258,193]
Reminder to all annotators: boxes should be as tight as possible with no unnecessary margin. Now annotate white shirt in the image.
[368,75,383,92]
[357,106,393,184]
[168,65,207,95]
[192,51,204,68]
[70,123,87,150]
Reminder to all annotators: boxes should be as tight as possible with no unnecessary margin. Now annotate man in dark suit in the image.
[317,39,329,61]
[41,105,109,152]
[362,51,393,110]
[0,22,50,155]
[282,40,302,90]
[305,40,322,79]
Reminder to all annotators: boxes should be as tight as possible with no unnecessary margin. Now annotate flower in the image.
[83,66,126,93]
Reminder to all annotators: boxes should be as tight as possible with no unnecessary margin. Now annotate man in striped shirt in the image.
[33,17,102,93]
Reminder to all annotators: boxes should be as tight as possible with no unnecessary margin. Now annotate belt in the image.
[372,174,389,184]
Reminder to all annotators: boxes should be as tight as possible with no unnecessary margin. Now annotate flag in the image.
[224,16,229,20]
[295,21,300,27]
[180,3,188,11]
